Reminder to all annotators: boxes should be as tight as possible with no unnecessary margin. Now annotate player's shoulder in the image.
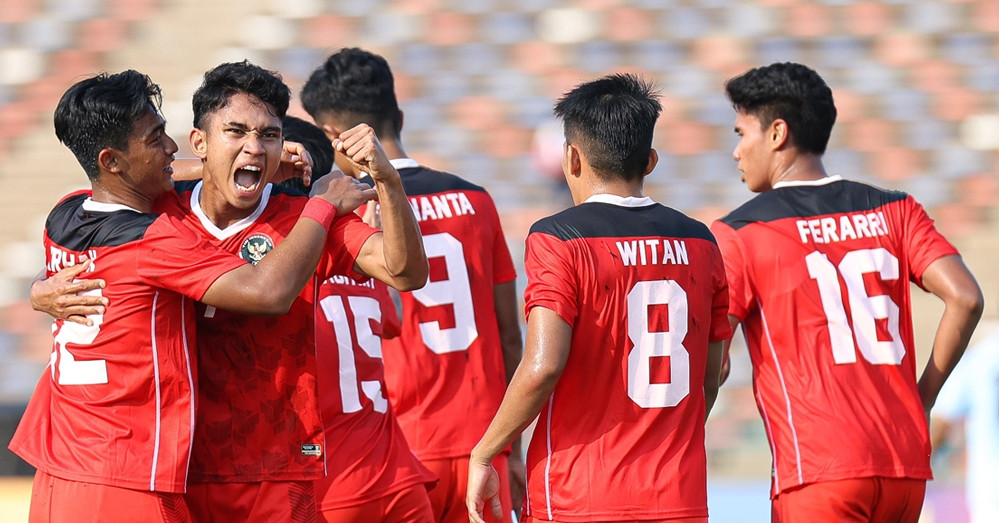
[398,165,488,196]
[47,192,160,251]
[530,202,715,243]
[719,178,910,231]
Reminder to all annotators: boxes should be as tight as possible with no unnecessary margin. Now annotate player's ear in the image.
[564,142,582,178]
[770,119,789,150]
[644,149,658,176]
[190,128,208,159]
[98,148,125,174]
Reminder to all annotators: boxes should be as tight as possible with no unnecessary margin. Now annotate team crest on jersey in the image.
[240,234,274,265]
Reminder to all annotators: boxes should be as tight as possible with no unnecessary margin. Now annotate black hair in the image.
[54,70,162,180]
[192,60,290,129]
[724,62,837,155]
[553,73,662,182]
[278,115,336,195]
[300,47,401,139]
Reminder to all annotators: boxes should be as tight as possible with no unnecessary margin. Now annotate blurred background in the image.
[0,0,996,521]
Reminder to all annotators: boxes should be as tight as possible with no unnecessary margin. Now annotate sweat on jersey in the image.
[522,194,732,521]
[10,190,246,493]
[710,176,958,497]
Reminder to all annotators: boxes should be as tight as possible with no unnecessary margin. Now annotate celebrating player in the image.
[710,62,984,522]
[301,48,524,523]
[466,74,731,523]
[12,69,373,522]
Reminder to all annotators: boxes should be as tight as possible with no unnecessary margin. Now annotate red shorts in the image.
[29,470,192,523]
[424,454,513,523]
[772,476,926,523]
[317,482,434,522]
[185,480,316,523]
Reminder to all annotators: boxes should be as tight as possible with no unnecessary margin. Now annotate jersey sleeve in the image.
[523,231,577,326]
[709,220,752,322]
[137,214,247,300]
[707,241,734,343]
[901,196,959,288]
[317,213,380,281]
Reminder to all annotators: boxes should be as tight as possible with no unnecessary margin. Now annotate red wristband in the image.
[301,198,337,229]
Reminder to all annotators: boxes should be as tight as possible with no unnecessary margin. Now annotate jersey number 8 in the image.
[627,280,690,409]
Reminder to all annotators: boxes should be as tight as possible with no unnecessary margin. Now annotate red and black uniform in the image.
[523,195,732,521]
[711,176,957,499]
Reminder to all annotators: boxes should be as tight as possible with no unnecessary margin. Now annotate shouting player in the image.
[301,48,524,523]
[710,62,984,522]
[13,70,374,522]
[467,74,731,523]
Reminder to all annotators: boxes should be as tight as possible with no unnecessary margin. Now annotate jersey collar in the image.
[390,158,419,170]
[188,180,273,240]
[772,175,843,189]
[583,193,655,207]
[81,198,142,213]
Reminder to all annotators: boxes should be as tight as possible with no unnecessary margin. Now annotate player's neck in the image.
[380,138,407,161]
[570,176,644,206]
[91,182,156,213]
[198,184,258,229]
[770,153,828,187]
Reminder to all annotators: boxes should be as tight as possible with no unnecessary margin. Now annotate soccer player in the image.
[709,62,984,522]
[467,74,731,523]
[281,116,438,522]
[301,48,524,523]
[175,61,427,522]
[12,69,375,522]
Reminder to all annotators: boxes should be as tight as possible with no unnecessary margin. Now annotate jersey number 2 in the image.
[320,295,389,414]
[52,287,107,385]
[806,248,905,365]
[627,280,690,408]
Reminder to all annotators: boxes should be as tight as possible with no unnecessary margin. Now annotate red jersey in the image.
[522,195,732,521]
[10,191,245,493]
[372,160,518,460]
[710,176,958,497]
[172,181,377,482]
[313,274,436,510]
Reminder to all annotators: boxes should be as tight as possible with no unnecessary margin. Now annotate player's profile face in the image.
[732,110,770,193]
[123,108,179,199]
[198,92,283,212]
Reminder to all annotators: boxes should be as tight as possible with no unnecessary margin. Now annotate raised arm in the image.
[201,171,377,315]
[334,124,428,291]
[916,254,984,414]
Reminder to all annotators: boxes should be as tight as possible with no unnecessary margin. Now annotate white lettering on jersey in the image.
[47,247,98,273]
[615,239,689,267]
[408,192,477,222]
[796,211,889,244]
[323,274,376,289]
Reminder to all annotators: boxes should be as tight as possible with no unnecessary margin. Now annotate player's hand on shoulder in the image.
[309,169,378,217]
[30,259,108,326]
[331,124,397,184]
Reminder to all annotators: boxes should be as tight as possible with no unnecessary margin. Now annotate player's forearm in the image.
[170,158,204,181]
[703,340,724,420]
[372,176,427,290]
[494,281,524,383]
[471,365,560,464]
[918,300,982,411]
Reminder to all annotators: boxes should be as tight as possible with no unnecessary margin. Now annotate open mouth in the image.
[234,165,262,194]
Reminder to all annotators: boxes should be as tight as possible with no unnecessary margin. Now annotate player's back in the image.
[375,162,518,460]
[10,190,243,493]
[711,177,956,494]
[522,199,729,521]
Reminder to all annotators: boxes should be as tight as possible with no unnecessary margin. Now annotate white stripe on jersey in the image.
[182,296,196,487]
[544,392,555,520]
[759,300,804,485]
[150,291,162,491]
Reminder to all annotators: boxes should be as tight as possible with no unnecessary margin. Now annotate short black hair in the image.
[553,73,662,183]
[724,62,837,155]
[279,115,336,195]
[54,70,162,180]
[192,60,290,129]
[300,47,401,139]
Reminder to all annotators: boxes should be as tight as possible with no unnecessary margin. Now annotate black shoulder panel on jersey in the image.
[530,202,716,243]
[719,180,908,230]
[173,180,198,196]
[45,192,160,251]
[361,166,486,196]
[268,182,308,198]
